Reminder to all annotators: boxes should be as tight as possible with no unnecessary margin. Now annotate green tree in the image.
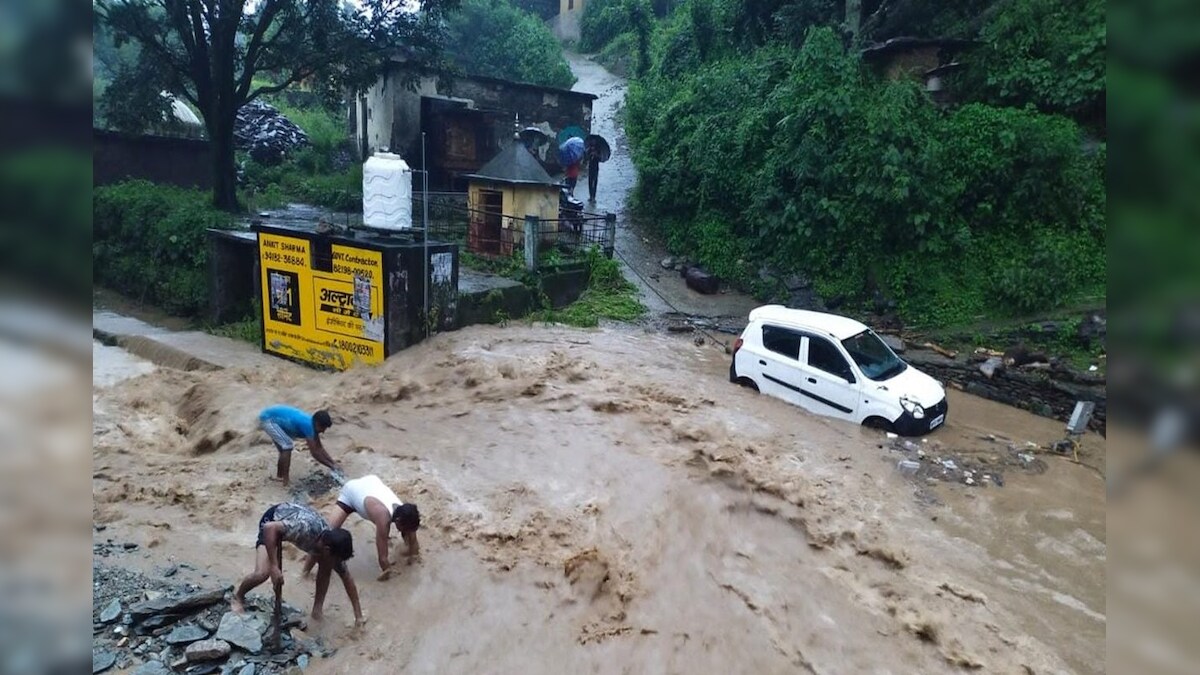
[97,0,453,212]
[444,0,576,88]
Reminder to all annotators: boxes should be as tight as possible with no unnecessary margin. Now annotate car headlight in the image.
[900,396,926,420]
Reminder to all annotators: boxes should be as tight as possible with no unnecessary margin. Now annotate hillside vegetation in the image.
[589,0,1106,328]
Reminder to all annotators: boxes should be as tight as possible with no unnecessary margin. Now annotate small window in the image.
[762,325,801,360]
[568,0,574,8]
[808,338,853,381]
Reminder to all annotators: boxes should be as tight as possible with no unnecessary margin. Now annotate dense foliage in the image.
[625,17,1105,327]
[444,0,576,89]
[94,181,233,316]
[955,0,1106,131]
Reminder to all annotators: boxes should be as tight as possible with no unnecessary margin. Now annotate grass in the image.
[207,317,261,344]
[531,249,645,328]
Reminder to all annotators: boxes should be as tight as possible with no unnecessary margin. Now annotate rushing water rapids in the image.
[93,324,1104,674]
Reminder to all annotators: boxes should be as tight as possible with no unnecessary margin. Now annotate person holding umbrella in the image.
[584,134,611,203]
[558,136,585,196]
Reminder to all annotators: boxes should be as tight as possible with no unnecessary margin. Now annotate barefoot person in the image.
[303,474,421,582]
[258,405,341,485]
[232,502,365,626]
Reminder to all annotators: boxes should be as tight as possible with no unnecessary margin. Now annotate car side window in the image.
[808,337,854,381]
[761,325,802,360]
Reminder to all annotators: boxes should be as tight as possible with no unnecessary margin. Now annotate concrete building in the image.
[351,59,597,190]
[550,0,587,43]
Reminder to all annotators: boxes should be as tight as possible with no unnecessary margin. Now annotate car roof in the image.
[747,305,869,340]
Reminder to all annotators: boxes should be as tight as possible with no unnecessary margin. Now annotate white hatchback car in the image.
[729,305,947,436]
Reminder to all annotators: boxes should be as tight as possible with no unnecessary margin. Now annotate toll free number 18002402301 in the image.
[332,338,376,356]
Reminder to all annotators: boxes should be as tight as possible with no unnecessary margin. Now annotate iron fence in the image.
[411,193,616,270]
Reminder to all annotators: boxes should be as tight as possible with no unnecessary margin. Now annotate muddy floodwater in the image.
[92,324,1105,674]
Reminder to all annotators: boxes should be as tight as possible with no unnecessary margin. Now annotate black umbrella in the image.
[519,127,550,151]
[585,134,611,163]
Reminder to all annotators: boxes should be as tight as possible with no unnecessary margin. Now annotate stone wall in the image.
[94,129,212,189]
[905,348,1107,435]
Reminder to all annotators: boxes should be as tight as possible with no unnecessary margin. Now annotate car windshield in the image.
[841,330,907,381]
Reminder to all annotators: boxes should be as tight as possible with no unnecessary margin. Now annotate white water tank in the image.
[362,151,413,230]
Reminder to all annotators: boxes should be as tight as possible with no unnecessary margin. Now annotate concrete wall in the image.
[94,129,212,189]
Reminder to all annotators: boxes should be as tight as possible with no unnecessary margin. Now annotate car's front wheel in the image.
[862,416,895,433]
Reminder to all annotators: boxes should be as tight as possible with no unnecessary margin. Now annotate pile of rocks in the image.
[883,435,1051,489]
[234,101,309,166]
[93,565,333,675]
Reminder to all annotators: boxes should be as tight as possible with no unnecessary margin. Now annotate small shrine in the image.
[462,141,561,256]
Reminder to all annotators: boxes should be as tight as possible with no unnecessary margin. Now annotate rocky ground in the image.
[92,557,333,675]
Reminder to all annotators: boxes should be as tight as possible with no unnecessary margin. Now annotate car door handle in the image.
[806,377,816,384]
[759,359,766,366]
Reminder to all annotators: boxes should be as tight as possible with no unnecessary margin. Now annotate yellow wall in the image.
[469,181,561,254]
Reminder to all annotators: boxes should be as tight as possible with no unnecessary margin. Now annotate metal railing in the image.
[411,193,616,271]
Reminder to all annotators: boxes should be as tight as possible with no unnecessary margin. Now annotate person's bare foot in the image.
[230,595,246,614]
[376,567,392,582]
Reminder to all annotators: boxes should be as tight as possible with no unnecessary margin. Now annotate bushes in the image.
[533,248,646,327]
[955,0,1106,130]
[626,25,1106,327]
[94,181,233,316]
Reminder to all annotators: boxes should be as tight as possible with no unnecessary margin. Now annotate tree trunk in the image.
[211,117,239,212]
[206,72,242,212]
[845,0,863,43]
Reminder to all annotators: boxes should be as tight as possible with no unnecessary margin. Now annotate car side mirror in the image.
[843,372,856,384]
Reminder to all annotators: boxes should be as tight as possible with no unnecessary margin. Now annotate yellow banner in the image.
[258,232,385,370]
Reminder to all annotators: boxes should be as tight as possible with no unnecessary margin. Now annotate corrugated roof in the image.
[463,143,559,187]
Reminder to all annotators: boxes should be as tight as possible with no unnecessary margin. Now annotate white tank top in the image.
[339,475,402,519]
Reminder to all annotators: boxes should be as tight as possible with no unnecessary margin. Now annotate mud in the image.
[93,324,1105,674]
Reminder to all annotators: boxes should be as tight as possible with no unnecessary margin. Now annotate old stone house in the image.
[350,59,597,190]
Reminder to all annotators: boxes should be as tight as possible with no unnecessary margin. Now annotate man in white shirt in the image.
[303,474,421,581]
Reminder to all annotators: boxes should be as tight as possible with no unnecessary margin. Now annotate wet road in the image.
[567,53,760,321]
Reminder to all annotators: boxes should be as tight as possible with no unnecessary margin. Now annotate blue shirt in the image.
[259,405,316,440]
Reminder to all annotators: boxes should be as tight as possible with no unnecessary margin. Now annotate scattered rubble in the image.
[290,470,341,499]
[883,435,1054,488]
[93,565,334,675]
[234,101,309,166]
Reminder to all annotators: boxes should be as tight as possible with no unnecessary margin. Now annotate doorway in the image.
[479,189,503,255]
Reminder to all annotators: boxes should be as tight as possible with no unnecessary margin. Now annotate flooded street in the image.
[91,52,1102,675]
[93,324,1104,674]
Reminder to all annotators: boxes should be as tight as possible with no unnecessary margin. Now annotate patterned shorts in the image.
[260,419,295,452]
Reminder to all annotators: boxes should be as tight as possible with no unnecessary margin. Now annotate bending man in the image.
[232,502,364,626]
[304,474,420,582]
[258,405,341,485]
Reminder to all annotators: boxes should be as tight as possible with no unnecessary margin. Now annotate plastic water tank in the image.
[362,151,413,230]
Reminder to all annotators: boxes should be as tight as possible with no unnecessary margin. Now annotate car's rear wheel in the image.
[736,376,759,392]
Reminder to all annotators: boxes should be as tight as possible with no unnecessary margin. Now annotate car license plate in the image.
[929,414,945,430]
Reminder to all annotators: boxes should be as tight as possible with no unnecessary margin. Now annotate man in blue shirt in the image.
[258,405,341,486]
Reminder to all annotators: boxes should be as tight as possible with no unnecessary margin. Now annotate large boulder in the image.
[682,266,719,295]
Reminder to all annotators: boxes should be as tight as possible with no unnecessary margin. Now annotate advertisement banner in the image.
[258,232,385,370]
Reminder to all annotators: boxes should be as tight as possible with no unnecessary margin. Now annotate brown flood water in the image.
[92,324,1104,674]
